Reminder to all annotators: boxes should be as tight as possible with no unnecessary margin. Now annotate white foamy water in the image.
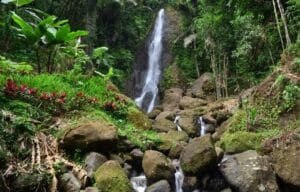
[174,115,183,131]
[135,9,165,113]
[197,116,208,136]
[131,174,147,192]
[173,159,184,192]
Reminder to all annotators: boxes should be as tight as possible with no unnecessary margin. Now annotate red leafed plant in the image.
[4,79,19,96]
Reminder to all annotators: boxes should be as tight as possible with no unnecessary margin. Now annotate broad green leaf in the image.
[66,30,88,41]
[39,15,57,28]
[15,0,33,6]
[11,11,36,42]
[54,19,69,27]
[56,24,71,42]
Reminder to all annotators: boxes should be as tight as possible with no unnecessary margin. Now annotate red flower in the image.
[60,92,67,98]
[50,92,57,98]
[4,79,18,95]
[76,92,85,97]
[20,84,27,93]
[40,92,50,100]
[27,88,37,95]
[56,98,65,104]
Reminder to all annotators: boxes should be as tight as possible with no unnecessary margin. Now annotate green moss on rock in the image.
[95,160,132,192]
[156,131,189,152]
[220,131,262,154]
[127,107,152,130]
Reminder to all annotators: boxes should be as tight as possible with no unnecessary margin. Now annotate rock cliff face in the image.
[126,8,183,107]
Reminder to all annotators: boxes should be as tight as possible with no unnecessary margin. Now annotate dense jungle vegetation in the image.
[0,0,299,192]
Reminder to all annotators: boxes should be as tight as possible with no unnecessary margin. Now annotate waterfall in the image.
[174,115,183,131]
[135,9,165,113]
[197,116,208,136]
[131,174,147,192]
[173,159,184,192]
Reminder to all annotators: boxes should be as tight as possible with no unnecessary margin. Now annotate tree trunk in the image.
[85,0,98,55]
[276,0,291,46]
[272,0,285,50]
[36,49,41,73]
[194,39,200,77]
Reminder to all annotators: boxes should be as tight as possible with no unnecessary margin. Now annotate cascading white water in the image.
[135,9,165,113]
[173,159,184,192]
[197,116,208,136]
[174,115,183,131]
[131,174,147,192]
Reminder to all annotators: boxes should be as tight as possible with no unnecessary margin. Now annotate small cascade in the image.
[173,159,184,192]
[174,115,183,131]
[197,116,208,136]
[135,9,165,113]
[131,174,147,192]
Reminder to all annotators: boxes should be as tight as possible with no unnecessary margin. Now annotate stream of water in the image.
[197,116,208,136]
[135,9,165,113]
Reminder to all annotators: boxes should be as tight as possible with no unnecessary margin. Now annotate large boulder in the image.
[180,135,217,175]
[60,172,81,192]
[219,131,260,154]
[179,96,207,110]
[127,107,152,130]
[13,172,50,192]
[219,150,279,192]
[156,130,189,153]
[142,150,175,183]
[94,160,132,192]
[191,72,214,98]
[163,88,183,111]
[63,120,118,153]
[269,128,300,189]
[145,180,171,192]
[178,116,198,137]
[168,141,187,159]
[153,111,176,132]
[84,152,107,178]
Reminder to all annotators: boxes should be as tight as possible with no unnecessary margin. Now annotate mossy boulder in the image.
[180,135,217,175]
[219,131,261,154]
[270,128,300,189]
[94,160,132,192]
[145,180,171,192]
[13,172,51,192]
[142,150,175,184]
[163,88,183,111]
[191,72,214,98]
[127,107,152,130]
[153,111,176,132]
[156,130,189,152]
[179,96,207,110]
[63,119,118,153]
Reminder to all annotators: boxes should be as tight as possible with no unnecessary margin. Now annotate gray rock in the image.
[191,72,214,98]
[13,172,50,192]
[84,152,107,178]
[270,128,300,189]
[220,150,279,192]
[109,154,124,166]
[142,150,175,184]
[183,176,199,192]
[63,120,118,153]
[145,180,171,192]
[179,96,207,110]
[84,187,99,192]
[163,88,183,111]
[180,135,217,175]
[60,172,81,192]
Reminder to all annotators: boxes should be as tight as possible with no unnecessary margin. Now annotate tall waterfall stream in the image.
[135,9,165,113]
